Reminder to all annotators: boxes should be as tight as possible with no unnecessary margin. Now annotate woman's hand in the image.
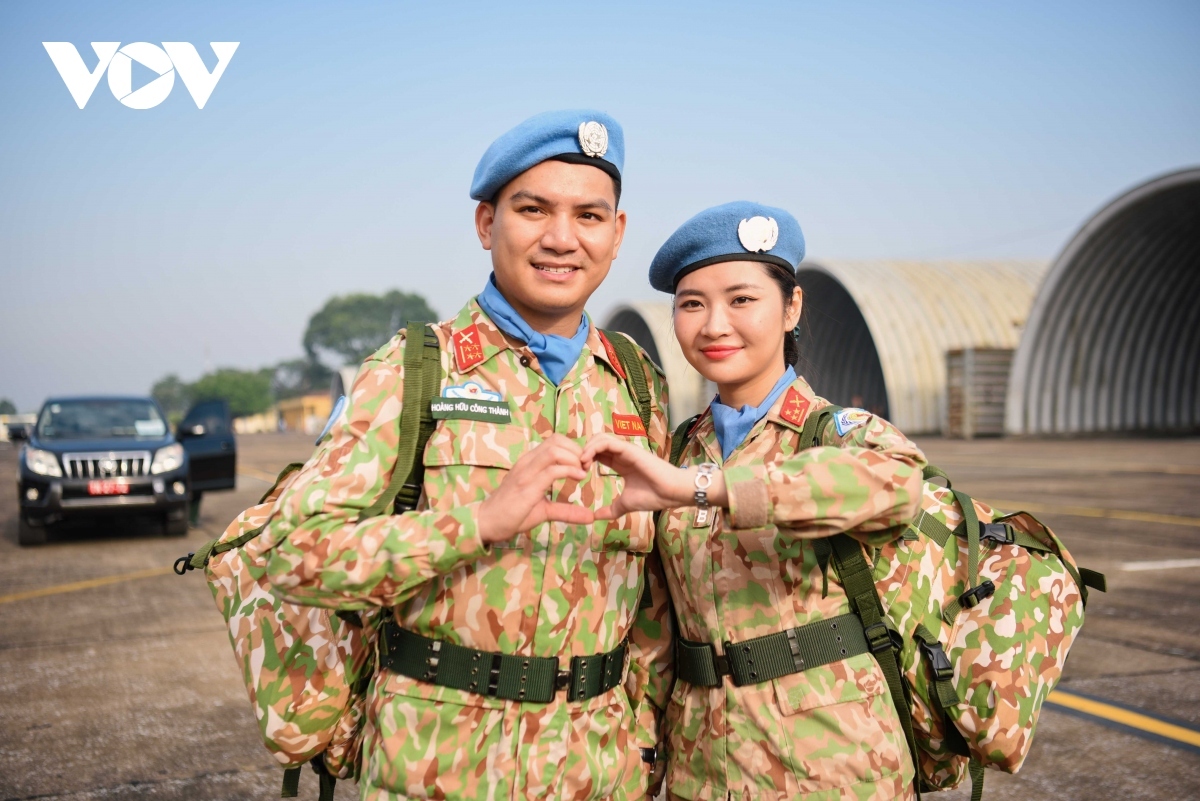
[582,434,726,520]
[477,434,595,544]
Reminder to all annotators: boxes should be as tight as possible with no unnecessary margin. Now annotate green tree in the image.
[272,357,334,400]
[190,368,274,418]
[303,289,437,367]
[151,374,192,423]
[0,398,16,415]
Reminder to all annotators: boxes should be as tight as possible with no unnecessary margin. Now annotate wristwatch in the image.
[693,462,718,527]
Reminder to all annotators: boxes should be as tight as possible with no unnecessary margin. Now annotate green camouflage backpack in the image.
[174,324,657,800]
[668,405,1106,800]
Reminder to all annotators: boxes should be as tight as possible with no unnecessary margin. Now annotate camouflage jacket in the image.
[661,376,926,801]
[263,298,673,801]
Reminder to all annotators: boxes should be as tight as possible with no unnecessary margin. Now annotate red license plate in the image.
[87,480,130,496]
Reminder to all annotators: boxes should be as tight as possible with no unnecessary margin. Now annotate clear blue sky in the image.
[2,1,1197,411]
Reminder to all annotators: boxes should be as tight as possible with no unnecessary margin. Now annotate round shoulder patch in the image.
[738,215,779,253]
[578,121,609,158]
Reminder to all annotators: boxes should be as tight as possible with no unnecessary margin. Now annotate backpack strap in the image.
[173,461,305,575]
[361,322,442,518]
[280,754,337,801]
[600,329,654,432]
[799,404,839,449]
[800,405,922,797]
[668,415,700,467]
[828,534,922,797]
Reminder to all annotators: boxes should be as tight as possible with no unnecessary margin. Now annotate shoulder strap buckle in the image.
[918,639,955,682]
[959,579,996,609]
[864,621,901,654]
[980,522,1014,545]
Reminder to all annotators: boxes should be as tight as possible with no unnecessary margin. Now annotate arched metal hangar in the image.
[794,261,1047,434]
[604,260,1046,435]
[1006,167,1200,435]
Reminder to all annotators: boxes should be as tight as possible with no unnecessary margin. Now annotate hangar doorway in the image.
[1006,167,1200,435]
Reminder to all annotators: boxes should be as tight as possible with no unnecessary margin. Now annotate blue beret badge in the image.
[738,216,779,253]
[578,121,608,158]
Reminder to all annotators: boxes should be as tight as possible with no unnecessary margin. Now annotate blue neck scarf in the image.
[476,274,590,386]
[711,366,797,461]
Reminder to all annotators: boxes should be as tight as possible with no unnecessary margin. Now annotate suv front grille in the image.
[62,451,153,479]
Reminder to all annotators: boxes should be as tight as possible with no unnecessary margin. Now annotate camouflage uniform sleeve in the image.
[623,345,673,791]
[723,411,926,548]
[263,331,491,610]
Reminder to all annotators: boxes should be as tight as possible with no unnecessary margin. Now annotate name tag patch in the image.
[431,398,512,424]
[612,413,647,438]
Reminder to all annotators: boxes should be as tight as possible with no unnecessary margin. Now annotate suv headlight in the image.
[151,443,185,475]
[25,448,63,477]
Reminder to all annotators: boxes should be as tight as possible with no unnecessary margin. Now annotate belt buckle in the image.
[424,639,443,682]
[485,653,503,697]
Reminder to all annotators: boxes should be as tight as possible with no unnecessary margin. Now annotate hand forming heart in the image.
[580,434,726,520]
[477,433,728,544]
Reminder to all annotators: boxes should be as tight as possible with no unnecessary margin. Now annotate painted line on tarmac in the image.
[238,467,278,483]
[0,566,175,605]
[935,460,1200,477]
[1046,689,1200,754]
[984,499,1200,528]
[1120,557,1200,572]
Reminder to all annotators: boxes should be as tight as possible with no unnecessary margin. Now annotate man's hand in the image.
[581,434,724,520]
[477,434,595,544]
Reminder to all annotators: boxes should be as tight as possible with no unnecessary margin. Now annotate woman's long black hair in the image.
[762,263,802,368]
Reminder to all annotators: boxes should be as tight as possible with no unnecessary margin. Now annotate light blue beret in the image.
[649,200,805,293]
[470,109,625,201]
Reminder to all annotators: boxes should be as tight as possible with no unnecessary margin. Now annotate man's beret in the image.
[649,200,805,293]
[470,109,625,201]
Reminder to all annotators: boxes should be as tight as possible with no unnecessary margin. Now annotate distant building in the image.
[277,393,333,436]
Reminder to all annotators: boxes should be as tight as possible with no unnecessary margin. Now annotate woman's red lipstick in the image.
[699,345,741,360]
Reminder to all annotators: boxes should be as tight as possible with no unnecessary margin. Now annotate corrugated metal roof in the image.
[604,262,1047,435]
[800,260,1047,434]
[1006,167,1200,434]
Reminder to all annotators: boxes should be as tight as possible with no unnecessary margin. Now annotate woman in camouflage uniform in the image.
[583,201,927,800]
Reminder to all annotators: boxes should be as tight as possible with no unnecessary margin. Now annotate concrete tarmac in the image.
[1,433,1198,800]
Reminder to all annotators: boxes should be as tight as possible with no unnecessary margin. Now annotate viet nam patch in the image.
[430,396,512,424]
[612,413,647,438]
[442,381,502,402]
[834,407,872,436]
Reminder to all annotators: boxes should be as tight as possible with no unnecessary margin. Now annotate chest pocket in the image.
[592,432,656,554]
[421,420,519,510]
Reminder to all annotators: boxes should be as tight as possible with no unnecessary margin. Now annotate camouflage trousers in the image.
[356,669,652,801]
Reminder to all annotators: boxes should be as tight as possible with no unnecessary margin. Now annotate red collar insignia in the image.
[779,387,811,426]
[452,324,485,371]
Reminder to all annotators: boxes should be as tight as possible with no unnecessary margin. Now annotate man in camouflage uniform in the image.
[263,110,673,800]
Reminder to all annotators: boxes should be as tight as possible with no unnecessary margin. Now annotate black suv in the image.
[16,396,235,545]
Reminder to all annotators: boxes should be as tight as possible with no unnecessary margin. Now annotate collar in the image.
[682,374,821,463]
[448,297,626,382]
[447,299,520,373]
[763,373,821,433]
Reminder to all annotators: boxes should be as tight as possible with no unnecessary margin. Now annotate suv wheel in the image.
[18,514,47,546]
[164,516,189,538]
